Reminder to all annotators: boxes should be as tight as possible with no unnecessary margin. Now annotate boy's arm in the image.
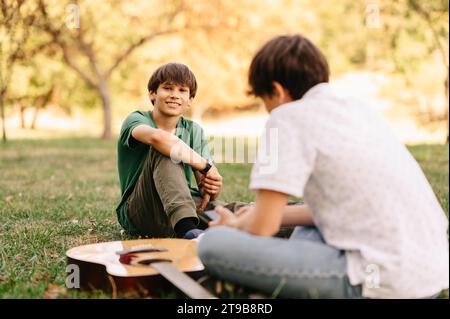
[281,204,314,226]
[192,125,222,200]
[131,124,208,171]
[212,189,288,236]
[211,190,314,236]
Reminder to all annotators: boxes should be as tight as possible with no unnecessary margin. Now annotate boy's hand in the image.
[234,205,254,217]
[208,205,254,229]
[199,166,222,200]
[209,205,237,228]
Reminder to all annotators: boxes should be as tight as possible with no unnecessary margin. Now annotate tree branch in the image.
[409,0,448,69]
[105,1,185,79]
[105,28,183,79]
[60,45,97,88]
[37,0,98,88]
[72,11,104,82]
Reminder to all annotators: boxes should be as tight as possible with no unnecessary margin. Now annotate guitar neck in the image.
[150,262,216,299]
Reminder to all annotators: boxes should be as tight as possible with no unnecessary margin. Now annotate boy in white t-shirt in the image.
[198,34,449,298]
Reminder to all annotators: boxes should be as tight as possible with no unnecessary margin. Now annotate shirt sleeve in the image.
[119,112,149,149]
[249,106,317,198]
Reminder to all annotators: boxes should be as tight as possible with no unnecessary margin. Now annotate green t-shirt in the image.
[116,110,212,233]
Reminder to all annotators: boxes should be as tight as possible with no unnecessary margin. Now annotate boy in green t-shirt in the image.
[117,63,234,239]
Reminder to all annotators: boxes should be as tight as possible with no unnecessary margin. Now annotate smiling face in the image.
[150,82,192,117]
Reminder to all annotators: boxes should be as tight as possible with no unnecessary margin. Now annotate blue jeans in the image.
[198,226,363,298]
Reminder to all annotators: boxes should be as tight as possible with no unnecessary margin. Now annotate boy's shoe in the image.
[183,228,204,240]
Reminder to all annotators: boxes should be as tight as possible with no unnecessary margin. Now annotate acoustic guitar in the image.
[66,238,215,299]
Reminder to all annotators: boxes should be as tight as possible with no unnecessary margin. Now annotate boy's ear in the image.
[272,81,292,104]
[149,91,155,102]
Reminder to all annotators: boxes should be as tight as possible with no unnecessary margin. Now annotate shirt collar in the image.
[148,111,184,137]
[302,82,330,100]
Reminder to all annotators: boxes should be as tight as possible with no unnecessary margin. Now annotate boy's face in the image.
[150,82,192,117]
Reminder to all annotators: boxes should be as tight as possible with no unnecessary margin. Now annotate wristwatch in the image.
[199,160,213,175]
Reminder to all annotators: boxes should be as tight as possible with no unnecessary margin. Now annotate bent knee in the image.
[198,227,237,262]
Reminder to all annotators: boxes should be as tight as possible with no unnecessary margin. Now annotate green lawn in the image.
[0,138,448,298]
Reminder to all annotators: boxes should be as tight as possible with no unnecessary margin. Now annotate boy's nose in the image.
[169,91,181,99]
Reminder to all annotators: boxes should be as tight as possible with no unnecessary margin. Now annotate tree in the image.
[0,0,39,142]
[408,0,449,142]
[380,0,449,143]
[36,0,205,139]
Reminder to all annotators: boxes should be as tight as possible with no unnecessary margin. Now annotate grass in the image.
[0,137,448,299]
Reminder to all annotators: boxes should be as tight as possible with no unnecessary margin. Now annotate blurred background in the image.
[1,0,448,144]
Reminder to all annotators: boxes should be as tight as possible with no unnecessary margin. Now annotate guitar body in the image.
[66,238,207,297]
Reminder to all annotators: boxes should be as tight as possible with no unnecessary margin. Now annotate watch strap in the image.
[199,161,212,175]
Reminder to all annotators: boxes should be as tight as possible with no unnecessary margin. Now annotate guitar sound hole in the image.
[138,258,172,265]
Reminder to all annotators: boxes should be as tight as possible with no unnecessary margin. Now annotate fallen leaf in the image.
[215,280,223,295]
[224,282,235,292]
[44,284,66,299]
[4,195,13,202]
[100,161,109,168]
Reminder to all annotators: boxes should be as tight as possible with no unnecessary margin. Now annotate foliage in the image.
[1,1,448,140]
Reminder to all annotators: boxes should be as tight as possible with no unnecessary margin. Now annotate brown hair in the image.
[147,63,197,102]
[248,35,329,100]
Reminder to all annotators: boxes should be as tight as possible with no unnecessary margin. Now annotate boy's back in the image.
[250,82,449,298]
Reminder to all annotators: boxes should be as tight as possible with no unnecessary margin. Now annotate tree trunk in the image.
[31,105,40,130]
[445,69,449,143]
[0,93,6,143]
[20,103,26,129]
[98,79,112,140]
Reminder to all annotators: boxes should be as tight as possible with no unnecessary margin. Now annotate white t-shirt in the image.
[250,83,449,298]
